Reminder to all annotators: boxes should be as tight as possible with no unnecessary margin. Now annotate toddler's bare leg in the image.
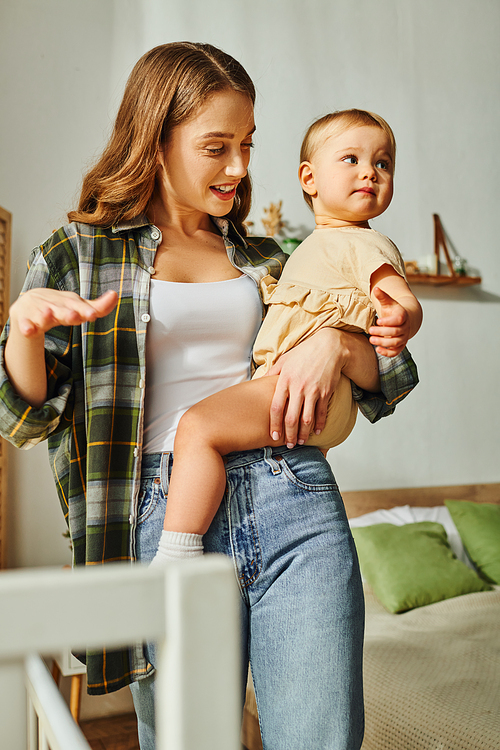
[163,375,281,535]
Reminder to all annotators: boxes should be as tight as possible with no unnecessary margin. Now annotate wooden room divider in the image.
[0,205,12,569]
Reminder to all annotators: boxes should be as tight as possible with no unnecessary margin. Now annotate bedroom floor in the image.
[80,713,253,749]
[80,713,140,750]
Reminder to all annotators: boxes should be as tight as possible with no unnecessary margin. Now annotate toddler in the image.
[151,108,422,563]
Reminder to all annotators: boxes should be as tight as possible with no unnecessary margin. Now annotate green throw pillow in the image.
[444,500,500,584]
[351,521,491,613]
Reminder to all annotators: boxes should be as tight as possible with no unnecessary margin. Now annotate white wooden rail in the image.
[0,556,241,750]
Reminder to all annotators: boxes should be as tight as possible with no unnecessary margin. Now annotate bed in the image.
[242,482,500,750]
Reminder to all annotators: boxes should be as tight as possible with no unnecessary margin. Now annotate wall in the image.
[0,0,116,570]
[1,0,499,575]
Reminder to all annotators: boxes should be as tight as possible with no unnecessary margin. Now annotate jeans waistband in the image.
[141,445,320,478]
[222,444,321,470]
[141,452,172,478]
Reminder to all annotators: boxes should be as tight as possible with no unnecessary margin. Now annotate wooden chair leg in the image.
[51,660,61,685]
[69,674,83,724]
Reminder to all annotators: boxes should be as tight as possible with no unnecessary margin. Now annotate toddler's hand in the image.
[368,287,411,357]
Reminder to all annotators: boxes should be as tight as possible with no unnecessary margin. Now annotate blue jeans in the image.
[130,446,365,750]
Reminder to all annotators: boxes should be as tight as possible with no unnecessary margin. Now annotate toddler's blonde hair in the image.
[300,109,396,209]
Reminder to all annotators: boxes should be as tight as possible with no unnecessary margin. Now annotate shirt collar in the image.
[111,215,151,233]
[211,216,248,249]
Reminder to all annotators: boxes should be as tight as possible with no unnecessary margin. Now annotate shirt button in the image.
[133,448,139,457]
[148,266,156,275]
[151,229,160,241]
[139,379,145,389]
[141,313,151,323]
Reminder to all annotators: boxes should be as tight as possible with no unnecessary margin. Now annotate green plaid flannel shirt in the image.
[0,215,418,694]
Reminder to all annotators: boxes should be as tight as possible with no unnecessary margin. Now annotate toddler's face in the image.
[303,125,394,227]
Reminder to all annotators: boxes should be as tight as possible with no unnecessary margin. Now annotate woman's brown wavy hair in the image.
[68,42,255,235]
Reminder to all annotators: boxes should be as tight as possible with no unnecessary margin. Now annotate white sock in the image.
[150,529,204,567]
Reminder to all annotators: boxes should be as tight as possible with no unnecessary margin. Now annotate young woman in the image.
[0,43,418,750]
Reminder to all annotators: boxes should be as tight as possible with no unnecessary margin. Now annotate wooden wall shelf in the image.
[407,214,481,287]
[408,273,481,287]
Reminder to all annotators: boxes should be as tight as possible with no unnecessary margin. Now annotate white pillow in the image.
[348,505,473,569]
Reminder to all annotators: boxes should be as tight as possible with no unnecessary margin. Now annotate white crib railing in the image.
[0,556,241,750]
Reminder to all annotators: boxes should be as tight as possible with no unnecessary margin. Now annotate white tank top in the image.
[143,274,262,453]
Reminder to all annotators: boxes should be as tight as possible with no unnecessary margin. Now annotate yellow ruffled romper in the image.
[253,226,406,450]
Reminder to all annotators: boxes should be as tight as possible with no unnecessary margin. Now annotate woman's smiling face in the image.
[157,89,255,221]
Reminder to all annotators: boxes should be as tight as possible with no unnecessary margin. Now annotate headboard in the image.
[342,482,500,519]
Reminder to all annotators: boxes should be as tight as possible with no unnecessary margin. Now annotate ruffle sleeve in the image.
[259,274,376,333]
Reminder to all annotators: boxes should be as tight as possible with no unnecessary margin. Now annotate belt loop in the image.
[263,446,282,475]
[160,452,171,494]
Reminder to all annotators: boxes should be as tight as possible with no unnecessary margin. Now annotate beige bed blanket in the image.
[362,585,500,750]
